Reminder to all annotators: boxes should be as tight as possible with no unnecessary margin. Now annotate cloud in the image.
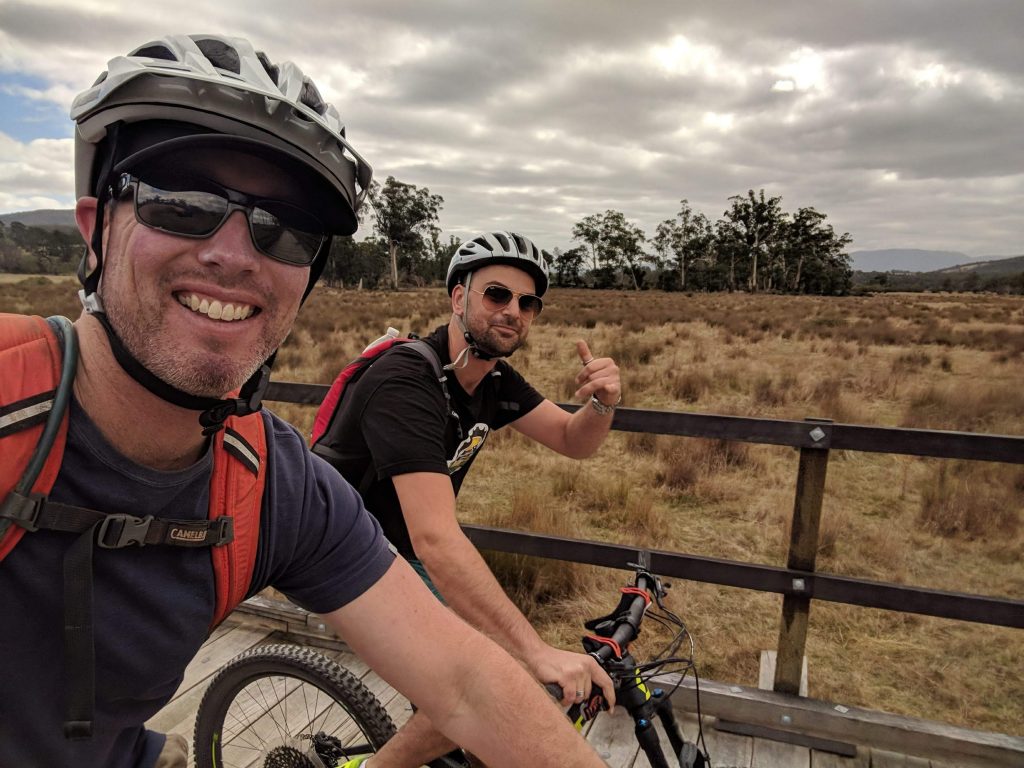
[0,132,75,210]
[0,1,1022,257]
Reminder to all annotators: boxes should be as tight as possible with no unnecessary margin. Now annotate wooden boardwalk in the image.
[151,617,1014,768]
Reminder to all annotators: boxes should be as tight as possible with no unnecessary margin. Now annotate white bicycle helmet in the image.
[446,231,550,297]
[72,34,371,234]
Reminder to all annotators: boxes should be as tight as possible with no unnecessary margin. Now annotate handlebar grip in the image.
[544,682,564,700]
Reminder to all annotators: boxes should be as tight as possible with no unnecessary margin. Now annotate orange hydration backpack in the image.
[0,313,267,738]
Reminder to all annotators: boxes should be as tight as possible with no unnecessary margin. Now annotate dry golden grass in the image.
[5,276,1022,736]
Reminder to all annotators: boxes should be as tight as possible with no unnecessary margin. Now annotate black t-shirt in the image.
[318,325,544,558]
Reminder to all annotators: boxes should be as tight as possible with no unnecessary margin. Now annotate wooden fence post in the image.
[774,417,832,695]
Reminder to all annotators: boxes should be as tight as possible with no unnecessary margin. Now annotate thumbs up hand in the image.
[573,340,621,409]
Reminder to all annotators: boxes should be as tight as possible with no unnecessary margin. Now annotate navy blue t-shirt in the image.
[0,399,395,768]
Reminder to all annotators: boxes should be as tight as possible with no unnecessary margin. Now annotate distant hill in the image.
[0,209,77,230]
[854,253,1024,293]
[850,249,974,272]
[932,254,1024,276]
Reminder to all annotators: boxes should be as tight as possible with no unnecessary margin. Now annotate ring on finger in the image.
[575,689,585,698]
[582,358,595,366]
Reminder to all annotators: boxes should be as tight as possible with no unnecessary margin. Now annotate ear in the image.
[451,283,466,316]
[75,196,98,241]
[75,197,100,272]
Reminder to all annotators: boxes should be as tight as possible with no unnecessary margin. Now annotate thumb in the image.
[576,339,592,363]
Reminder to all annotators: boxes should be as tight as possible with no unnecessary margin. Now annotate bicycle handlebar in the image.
[545,570,658,701]
[591,572,654,661]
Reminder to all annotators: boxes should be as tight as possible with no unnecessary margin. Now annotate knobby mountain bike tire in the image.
[193,643,396,768]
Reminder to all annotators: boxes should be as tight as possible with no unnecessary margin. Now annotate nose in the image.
[499,297,522,321]
[195,210,262,274]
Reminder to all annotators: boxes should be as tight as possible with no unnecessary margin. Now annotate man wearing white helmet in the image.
[0,36,607,768]
[314,231,623,767]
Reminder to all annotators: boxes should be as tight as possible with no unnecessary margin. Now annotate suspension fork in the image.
[616,654,703,768]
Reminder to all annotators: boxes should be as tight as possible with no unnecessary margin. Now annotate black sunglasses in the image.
[470,284,544,317]
[113,173,327,266]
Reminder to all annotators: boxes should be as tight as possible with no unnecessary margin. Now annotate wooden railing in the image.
[266,380,1024,698]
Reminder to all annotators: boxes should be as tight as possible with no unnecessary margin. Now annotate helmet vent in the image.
[132,44,176,62]
[194,38,241,74]
[494,233,510,251]
[511,233,527,253]
[299,79,328,116]
[472,236,493,251]
[255,51,280,85]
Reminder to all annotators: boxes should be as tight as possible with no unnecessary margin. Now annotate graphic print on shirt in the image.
[448,423,490,473]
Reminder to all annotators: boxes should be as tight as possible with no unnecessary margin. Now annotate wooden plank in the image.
[457,525,1024,628]
[178,624,276,696]
[700,719,753,767]
[752,736,810,768]
[585,709,640,768]
[870,749,931,767]
[267,382,1024,464]
[811,746,869,767]
[661,675,1024,767]
[717,720,856,757]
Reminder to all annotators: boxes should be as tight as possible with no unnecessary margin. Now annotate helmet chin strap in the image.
[445,272,506,370]
[81,291,271,435]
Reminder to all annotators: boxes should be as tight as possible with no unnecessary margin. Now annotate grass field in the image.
[4,275,1022,736]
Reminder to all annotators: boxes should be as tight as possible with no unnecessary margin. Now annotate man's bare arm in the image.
[394,472,614,708]
[322,558,607,768]
[512,339,620,458]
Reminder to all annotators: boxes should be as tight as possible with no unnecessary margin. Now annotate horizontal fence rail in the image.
[459,526,1024,629]
[267,380,1024,694]
[267,382,1024,463]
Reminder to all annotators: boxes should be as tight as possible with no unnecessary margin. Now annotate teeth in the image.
[177,293,254,322]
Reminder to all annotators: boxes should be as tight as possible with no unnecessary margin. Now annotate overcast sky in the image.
[1,1,1021,259]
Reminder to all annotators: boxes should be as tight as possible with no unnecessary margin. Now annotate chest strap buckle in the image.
[96,514,153,549]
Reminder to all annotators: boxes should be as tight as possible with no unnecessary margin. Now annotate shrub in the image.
[673,370,712,404]
[918,462,1022,540]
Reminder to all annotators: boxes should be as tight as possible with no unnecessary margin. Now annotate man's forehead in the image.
[474,264,537,293]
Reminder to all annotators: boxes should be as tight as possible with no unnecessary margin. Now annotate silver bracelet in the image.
[589,394,620,416]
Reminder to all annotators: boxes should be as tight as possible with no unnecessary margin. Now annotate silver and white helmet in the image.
[71,34,372,235]
[446,231,550,297]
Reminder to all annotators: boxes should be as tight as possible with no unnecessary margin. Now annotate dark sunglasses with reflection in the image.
[469,284,544,317]
[112,172,327,266]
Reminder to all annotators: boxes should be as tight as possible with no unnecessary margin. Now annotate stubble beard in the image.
[103,275,282,398]
[468,314,527,358]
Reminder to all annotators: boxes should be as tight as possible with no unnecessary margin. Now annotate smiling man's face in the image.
[91,147,314,398]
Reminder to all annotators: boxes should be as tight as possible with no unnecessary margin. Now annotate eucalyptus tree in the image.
[572,209,646,289]
[368,176,444,289]
[652,199,713,291]
[717,189,784,292]
[781,207,852,293]
[552,246,586,287]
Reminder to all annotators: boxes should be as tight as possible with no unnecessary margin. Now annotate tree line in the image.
[3,180,856,295]
[323,180,855,295]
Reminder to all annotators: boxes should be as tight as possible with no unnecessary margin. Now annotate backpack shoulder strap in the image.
[404,338,462,442]
[0,314,74,561]
[352,339,459,496]
[404,339,444,379]
[208,411,267,628]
